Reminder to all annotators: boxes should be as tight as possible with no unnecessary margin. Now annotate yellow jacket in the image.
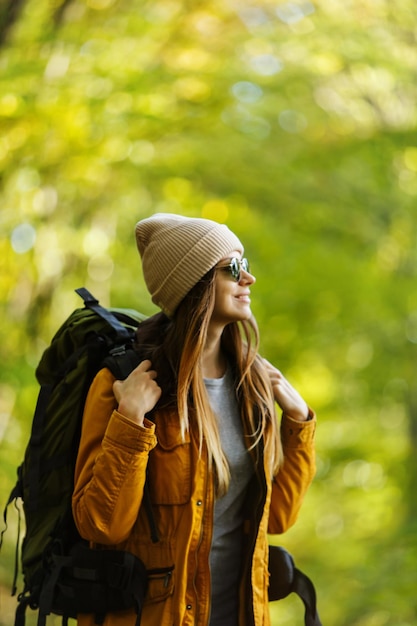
[72,368,316,626]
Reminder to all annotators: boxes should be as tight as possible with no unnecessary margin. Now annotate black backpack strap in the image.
[292,566,322,626]
[75,288,133,342]
[37,553,73,625]
[15,594,31,626]
[104,349,141,381]
[268,546,322,626]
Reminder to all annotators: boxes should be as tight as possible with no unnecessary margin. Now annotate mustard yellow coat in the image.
[72,368,316,626]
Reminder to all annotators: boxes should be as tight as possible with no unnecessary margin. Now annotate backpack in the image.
[1,288,322,626]
[0,287,147,626]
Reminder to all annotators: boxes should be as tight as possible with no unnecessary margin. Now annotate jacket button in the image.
[196,500,202,506]
[186,604,192,610]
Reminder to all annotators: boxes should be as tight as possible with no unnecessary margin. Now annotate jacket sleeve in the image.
[268,410,316,534]
[72,367,157,545]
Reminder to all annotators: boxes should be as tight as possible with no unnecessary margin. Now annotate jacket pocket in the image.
[146,565,175,603]
[148,419,191,504]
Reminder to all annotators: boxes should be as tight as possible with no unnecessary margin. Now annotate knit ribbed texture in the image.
[135,213,243,317]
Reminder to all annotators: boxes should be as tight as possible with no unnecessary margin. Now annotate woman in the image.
[72,213,316,626]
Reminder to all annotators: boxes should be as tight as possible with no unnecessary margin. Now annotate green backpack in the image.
[0,288,149,626]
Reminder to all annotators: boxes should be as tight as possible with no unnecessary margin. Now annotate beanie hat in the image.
[135,213,244,317]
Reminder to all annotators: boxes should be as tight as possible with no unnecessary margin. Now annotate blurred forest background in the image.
[1,0,417,624]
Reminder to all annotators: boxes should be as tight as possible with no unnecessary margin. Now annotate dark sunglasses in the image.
[216,257,250,282]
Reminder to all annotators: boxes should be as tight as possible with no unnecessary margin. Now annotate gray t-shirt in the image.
[204,367,255,626]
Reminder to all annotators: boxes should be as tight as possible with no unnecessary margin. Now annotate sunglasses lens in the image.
[230,258,240,280]
[218,258,250,281]
[231,258,250,280]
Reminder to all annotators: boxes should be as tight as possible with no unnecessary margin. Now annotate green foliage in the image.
[1,1,417,624]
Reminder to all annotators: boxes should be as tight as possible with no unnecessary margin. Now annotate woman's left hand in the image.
[263,358,309,422]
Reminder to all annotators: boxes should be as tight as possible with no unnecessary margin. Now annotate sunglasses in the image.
[217,257,250,282]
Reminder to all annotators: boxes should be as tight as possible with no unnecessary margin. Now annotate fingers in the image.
[112,359,162,423]
[126,359,159,386]
[136,359,157,377]
[263,358,284,384]
[262,358,309,422]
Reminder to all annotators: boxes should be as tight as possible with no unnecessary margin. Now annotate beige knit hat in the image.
[135,213,244,317]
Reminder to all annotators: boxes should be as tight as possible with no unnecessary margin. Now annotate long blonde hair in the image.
[136,269,283,495]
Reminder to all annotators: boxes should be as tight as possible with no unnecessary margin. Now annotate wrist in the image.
[117,401,145,427]
[285,405,311,422]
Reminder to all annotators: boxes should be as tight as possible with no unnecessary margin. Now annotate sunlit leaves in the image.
[1,1,417,625]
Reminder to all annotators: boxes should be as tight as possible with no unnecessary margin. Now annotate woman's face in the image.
[210,250,256,327]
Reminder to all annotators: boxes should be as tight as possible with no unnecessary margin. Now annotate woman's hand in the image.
[113,359,162,426]
[263,358,309,422]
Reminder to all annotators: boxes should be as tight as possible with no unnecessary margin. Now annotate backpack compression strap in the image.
[75,288,133,342]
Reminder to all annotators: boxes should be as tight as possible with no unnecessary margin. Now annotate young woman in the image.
[72,213,316,626]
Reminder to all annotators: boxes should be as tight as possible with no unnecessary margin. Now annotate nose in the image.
[239,269,256,285]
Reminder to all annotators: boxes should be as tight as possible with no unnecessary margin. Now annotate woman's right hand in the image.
[112,359,162,426]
